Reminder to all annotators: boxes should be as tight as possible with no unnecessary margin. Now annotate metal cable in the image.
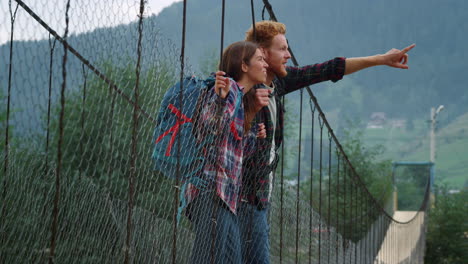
[79,64,87,178]
[318,114,324,264]
[250,0,256,41]
[125,1,145,263]
[210,1,225,263]
[342,164,347,262]
[295,86,304,263]
[279,96,286,263]
[49,1,70,262]
[45,35,57,180]
[327,133,332,264]
[171,0,186,262]
[335,153,340,264]
[308,101,316,264]
[1,2,19,259]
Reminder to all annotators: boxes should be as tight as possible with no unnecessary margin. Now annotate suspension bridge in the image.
[1,0,431,263]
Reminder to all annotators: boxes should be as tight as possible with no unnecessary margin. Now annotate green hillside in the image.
[362,113,468,188]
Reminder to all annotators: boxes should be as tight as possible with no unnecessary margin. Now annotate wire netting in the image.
[1,0,430,263]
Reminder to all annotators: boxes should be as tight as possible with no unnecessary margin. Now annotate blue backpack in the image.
[152,75,216,189]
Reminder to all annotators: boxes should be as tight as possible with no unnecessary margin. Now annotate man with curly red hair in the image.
[239,20,415,263]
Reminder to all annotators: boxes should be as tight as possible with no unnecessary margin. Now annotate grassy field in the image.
[362,113,468,189]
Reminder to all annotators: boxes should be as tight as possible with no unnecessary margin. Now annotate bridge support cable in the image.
[279,96,286,263]
[49,1,71,263]
[335,153,341,264]
[1,2,18,260]
[294,84,303,263]
[349,170,355,264]
[79,64,87,180]
[38,36,57,255]
[45,36,57,184]
[124,1,146,263]
[317,114,324,264]
[171,0,186,263]
[308,102,316,264]
[326,132,332,264]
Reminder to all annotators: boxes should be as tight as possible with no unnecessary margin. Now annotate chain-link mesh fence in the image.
[1,1,430,263]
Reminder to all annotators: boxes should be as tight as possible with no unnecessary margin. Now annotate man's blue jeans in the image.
[189,192,241,264]
[238,202,270,264]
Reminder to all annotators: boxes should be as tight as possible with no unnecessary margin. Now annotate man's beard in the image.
[273,65,287,78]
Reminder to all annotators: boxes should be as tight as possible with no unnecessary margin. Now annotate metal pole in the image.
[430,107,435,163]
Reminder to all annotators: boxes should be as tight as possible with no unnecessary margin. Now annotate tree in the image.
[45,60,177,211]
[336,125,393,243]
[1,61,185,262]
[425,186,468,264]
[198,48,219,77]
[292,121,393,243]
[340,123,393,205]
[394,164,431,210]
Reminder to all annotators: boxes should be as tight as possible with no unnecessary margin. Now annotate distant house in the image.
[366,112,407,129]
[390,119,406,129]
[367,112,387,129]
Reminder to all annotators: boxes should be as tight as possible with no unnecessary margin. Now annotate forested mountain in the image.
[1,0,466,128]
[153,0,467,122]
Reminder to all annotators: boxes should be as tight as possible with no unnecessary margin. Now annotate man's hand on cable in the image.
[252,88,271,112]
[257,123,266,139]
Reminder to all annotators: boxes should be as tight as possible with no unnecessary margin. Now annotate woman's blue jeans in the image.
[189,192,242,264]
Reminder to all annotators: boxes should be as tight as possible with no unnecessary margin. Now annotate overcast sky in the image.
[0,0,182,45]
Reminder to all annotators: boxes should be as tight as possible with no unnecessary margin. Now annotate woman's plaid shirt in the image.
[185,80,256,214]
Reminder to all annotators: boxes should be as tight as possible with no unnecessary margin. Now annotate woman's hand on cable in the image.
[214,71,230,99]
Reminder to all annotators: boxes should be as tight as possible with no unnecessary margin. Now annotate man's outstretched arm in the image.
[344,43,416,75]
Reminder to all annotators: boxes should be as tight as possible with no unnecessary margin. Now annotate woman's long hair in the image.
[219,41,259,81]
[219,41,260,133]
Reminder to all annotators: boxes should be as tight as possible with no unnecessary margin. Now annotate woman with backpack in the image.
[186,40,269,264]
